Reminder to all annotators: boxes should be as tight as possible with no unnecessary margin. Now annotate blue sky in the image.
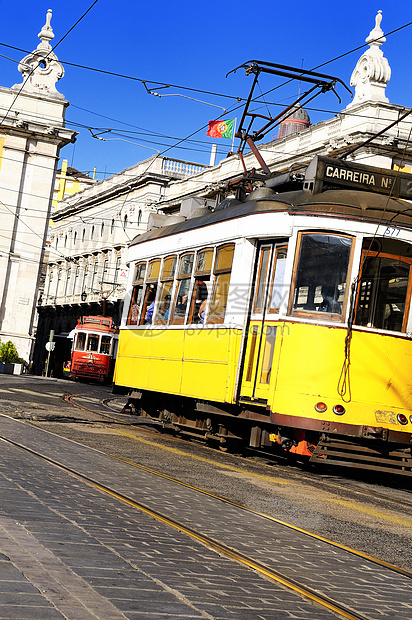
[1,1,410,179]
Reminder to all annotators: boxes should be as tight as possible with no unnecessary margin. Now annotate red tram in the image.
[70,316,118,382]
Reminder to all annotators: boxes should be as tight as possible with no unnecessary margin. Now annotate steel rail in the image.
[66,393,412,513]
[0,433,383,620]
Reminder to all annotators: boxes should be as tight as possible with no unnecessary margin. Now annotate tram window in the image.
[75,332,86,351]
[147,259,161,282]
[162,255,177,279]
[188,248,213,324]
[140,285,157,325]
[253,246,271,314]
[170,253,194,325]
[208,272,232,323]
[170,279,191,324]
[154,282,173,324]
[134,262,146,283]
[214,244,234,272]
[207,244,235,324]
[127,285,143,325]
[154,256,177,324]
[100,335,112,355]
[355,253,411,332]
[87,335,99,352]
[268,246,288,314]
[290,233,352,319]
[188,278,209,324]
[259,325,277,384]
[178,253,194,277]
[195,249,214,274]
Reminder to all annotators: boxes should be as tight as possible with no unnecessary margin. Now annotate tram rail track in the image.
[1,429,412,620]
[64,392,412,512]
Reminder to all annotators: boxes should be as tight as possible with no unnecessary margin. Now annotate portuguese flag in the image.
[207,119,235,139]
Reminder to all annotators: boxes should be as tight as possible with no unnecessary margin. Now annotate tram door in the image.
[239,242,288,404]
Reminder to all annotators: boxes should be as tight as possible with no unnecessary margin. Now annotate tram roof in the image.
[129,188,412,247]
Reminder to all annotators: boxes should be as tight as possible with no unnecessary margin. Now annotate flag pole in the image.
[231,117,237,151]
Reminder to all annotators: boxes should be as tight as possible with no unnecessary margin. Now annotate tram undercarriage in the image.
[121,390,412,477]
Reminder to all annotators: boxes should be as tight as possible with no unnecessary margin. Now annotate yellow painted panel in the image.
[268,322,412,431]
[149,328,185,359]
[226,328,243,401]
[115,327,242,404]
[181,328,234,400]
[148,358,184,394]
[183,327,230,362]
[114,355,150,389]
[180,358,229,400]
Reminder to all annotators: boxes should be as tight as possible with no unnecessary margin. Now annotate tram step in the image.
[310,437,412,476]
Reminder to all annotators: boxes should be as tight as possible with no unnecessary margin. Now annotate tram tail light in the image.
[333,404,346,415]
[315,402,327,413]
[397,413,408,425]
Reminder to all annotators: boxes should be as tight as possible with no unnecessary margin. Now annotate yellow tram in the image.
[114,156,412,476]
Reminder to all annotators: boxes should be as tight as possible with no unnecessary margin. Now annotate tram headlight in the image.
[397,413,408,425]
[332,404,346,415]
[315,402,327,413]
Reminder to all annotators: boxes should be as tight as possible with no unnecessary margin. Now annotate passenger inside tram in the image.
[144,288,157,325]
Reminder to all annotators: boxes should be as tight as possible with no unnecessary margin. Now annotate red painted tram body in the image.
[71,316,118,382]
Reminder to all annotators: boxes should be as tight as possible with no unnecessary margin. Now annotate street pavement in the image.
[0,411,411,620]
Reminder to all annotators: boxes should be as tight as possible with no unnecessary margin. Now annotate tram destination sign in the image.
[304,156,412,199]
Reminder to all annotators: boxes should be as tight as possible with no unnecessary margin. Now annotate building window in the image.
[123,214,128,229]
[73,231,77,246]
[91,225,95,240]
[81,263,88,293]
[82,228,86,243]
[114,256,121,282]
[55,269,62,299]
[102,259,109,284]
[111,219,115,234]
[73,265,80,296]
[101,222,104,237]
[46,270,53,299]
[90,261,99,293]
[64,267,71,297]
[137,210,142,226]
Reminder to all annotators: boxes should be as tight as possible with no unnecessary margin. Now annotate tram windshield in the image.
[87,335,99,352]
[290,233,353,319]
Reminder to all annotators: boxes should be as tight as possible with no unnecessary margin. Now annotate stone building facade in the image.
[0,11,76,361]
